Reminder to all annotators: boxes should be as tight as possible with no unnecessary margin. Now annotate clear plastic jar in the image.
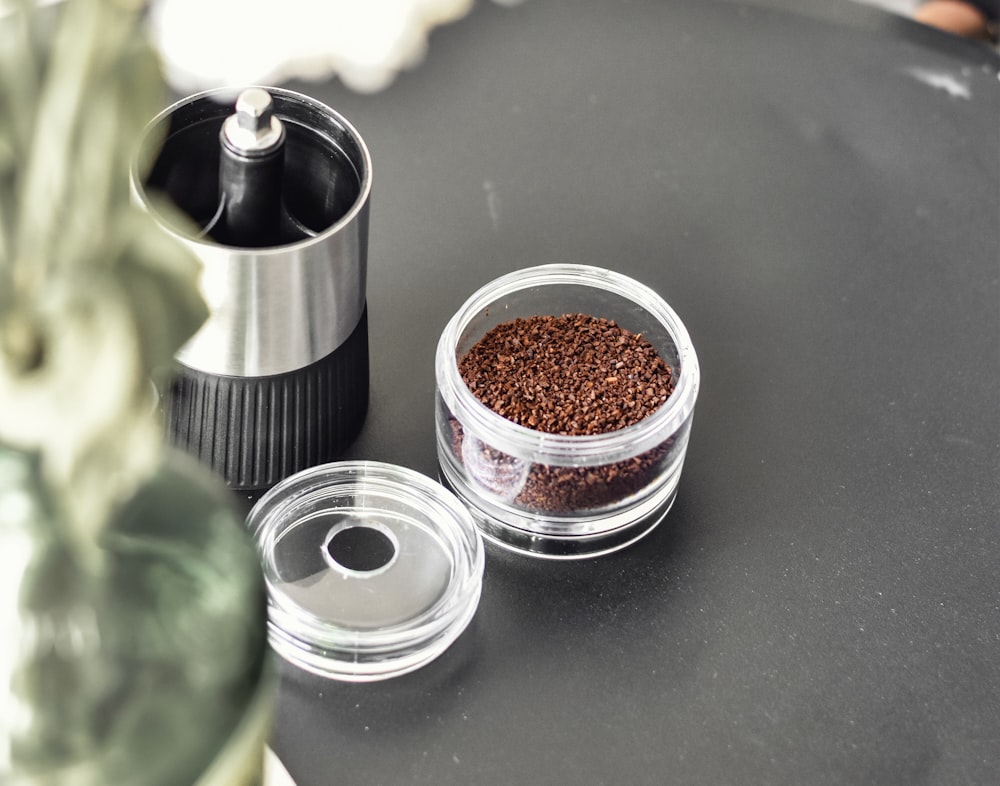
[246,461,484,681]
[435,264,699,559]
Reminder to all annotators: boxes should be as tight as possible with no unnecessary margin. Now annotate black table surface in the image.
[266,1,1000,783]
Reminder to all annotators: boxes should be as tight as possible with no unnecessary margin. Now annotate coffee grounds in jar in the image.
[454,314,675,512]
[459,314,673,434]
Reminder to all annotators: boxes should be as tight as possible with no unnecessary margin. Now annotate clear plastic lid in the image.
[246,461,484,681]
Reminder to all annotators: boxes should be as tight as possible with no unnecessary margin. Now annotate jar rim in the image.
[436,264,700,465]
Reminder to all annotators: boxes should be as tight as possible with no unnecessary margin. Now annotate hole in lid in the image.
[325,523,397,573]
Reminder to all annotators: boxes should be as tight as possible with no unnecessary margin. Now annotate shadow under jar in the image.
[435,264,699,559]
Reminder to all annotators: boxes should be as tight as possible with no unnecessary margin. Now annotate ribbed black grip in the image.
[165,309,369,491]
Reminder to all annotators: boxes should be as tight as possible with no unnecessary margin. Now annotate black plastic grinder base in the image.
[164,309,370,493]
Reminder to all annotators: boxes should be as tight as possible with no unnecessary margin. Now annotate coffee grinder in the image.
[132,87,371,494]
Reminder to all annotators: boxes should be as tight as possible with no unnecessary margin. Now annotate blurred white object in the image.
[148,0,491,93]
[264,747,296,786]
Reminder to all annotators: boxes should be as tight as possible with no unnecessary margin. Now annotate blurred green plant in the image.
[0,0,208,546]
[0,8,270,785]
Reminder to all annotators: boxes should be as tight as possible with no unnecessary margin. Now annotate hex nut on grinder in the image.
[131,87,372,493]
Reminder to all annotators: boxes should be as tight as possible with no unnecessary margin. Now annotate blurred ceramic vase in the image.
[0,445,272,786]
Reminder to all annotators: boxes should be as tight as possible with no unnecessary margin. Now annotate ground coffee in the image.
[453,313,676,512]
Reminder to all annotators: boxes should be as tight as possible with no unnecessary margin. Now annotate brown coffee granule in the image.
[459,314,674,436]
[454,314,675,512]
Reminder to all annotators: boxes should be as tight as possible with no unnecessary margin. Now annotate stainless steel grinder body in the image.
[132,88,371,491]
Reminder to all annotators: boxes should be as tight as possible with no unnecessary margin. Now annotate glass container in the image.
[435,264,699,559]
[0,447,272,785]
[247,461,484,682]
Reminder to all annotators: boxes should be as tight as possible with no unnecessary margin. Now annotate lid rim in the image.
[246,461,485,681]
